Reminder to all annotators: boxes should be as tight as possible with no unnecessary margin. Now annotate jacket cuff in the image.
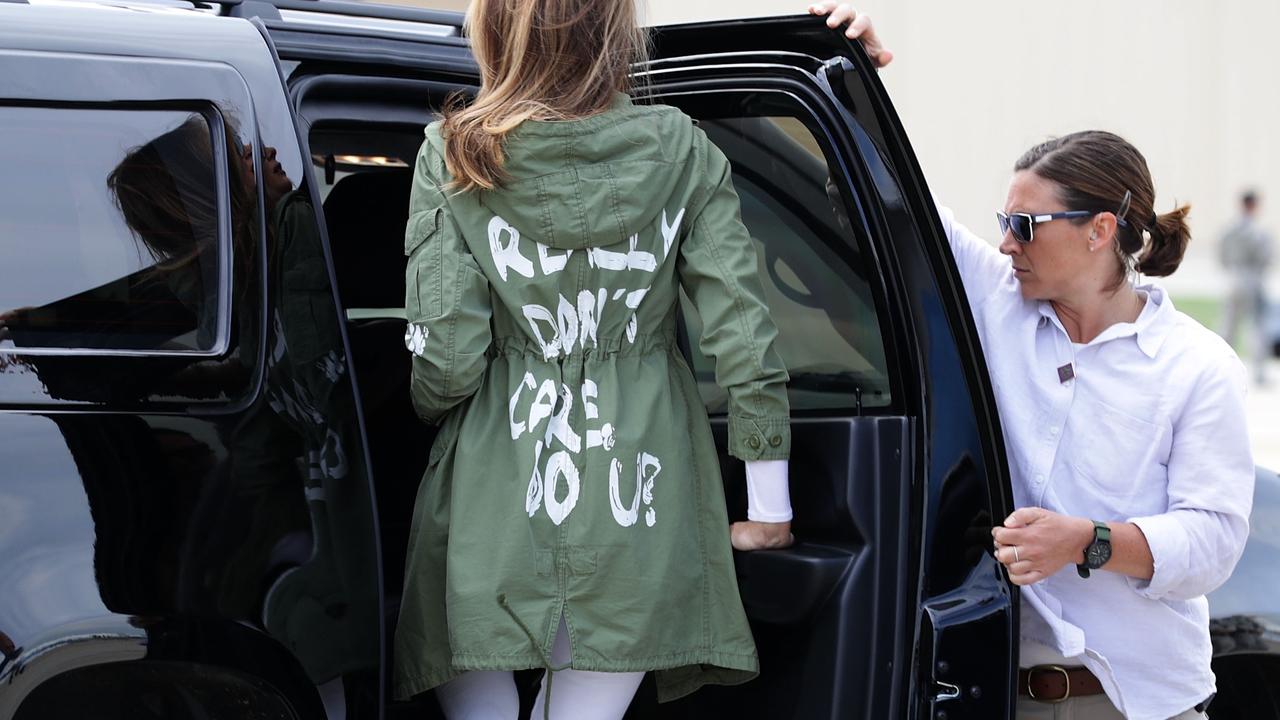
[728,415,790,461]
[1125,514,1186,600]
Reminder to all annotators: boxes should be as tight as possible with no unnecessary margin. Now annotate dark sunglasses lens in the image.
[996,213,1031,243]
[1010,215,1032,243]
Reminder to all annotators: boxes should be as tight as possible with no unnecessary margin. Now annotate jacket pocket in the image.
[405,206,444,320]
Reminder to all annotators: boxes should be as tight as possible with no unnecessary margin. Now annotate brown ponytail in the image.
[1015,130,1191,288]
[442,0,649,193]
[1136,204,1192,277]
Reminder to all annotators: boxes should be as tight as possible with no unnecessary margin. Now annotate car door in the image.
[643,18,1017,720]
[252,6,1016,719]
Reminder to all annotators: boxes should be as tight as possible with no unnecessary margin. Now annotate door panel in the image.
[641,23,1015,717]
[816,50,1018,718]
[631,416,908,720]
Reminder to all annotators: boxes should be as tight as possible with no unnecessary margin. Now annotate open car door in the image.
[641,17,1017,720]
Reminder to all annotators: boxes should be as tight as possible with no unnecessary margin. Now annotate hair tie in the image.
[1149,212,1160,227]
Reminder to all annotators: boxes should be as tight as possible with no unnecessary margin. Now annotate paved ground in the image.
[1247,358,1280,471]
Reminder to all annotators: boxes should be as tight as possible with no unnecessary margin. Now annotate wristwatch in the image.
[1077,520,1112,578]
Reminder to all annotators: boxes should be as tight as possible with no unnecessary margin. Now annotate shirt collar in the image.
[1035,283,1173,359]
[1132,284,1173,358]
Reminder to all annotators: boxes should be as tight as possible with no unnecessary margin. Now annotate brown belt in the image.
[1018,665,1105,702]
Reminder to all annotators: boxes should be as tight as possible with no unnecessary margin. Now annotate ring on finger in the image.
[1013,546,1020,563]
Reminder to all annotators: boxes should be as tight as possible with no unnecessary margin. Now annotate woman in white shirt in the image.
[812,4,1254,719]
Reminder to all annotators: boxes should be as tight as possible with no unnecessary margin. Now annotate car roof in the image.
[0,1,265,57]
[2,0,464,42]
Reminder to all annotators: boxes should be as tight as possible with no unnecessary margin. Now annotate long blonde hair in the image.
[441,0,649,193]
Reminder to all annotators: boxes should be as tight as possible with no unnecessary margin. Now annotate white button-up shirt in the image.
[938,206,1255,720]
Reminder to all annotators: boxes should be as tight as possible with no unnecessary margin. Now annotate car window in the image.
[680,115,892,414]
[0,107,231,354]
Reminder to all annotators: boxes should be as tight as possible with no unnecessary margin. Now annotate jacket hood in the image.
[427,93,698,250]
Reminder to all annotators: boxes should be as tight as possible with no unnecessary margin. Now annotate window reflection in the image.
[0,108,234,353]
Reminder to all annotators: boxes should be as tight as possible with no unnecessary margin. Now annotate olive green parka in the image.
[393,93,791,703]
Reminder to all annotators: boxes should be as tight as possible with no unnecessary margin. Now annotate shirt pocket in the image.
[405,206,445,321]
[1066,392,1171,518]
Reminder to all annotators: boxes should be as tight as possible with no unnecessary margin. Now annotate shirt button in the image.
[769,435,782,447]
[1049,427,1059,436]
[747,436,761,450]
[1035,473,1045,484]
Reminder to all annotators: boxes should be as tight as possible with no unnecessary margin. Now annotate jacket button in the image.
[769,435,782,447]
[747,436,761,450]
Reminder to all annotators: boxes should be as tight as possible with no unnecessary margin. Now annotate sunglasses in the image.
[997,191,1132,244]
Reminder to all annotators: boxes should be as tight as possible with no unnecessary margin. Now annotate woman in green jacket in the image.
[393,0,794,716]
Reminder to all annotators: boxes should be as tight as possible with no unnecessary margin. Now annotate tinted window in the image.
[0,107,231,353]
[681,115,891,413]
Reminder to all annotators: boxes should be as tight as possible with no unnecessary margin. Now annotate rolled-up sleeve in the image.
[677,135,790,461]
[1127,356,1254,601]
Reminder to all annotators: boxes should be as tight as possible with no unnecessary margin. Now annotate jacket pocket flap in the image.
[405,207,443,256]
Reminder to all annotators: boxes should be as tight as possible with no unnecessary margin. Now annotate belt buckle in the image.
[1027,665,1071,704]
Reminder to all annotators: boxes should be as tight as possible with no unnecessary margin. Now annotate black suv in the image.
[1,2,1276,719]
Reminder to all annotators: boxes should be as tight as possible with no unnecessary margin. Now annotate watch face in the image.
[1087,542,1112,569]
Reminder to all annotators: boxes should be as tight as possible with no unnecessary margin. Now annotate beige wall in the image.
[410,0,1280,296]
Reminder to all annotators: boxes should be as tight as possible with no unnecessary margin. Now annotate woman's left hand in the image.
[991,507,1093,586]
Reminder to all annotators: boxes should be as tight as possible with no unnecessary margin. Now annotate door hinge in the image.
[820,55,854,83]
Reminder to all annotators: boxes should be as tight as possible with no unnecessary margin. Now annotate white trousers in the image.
[435,618,645,720]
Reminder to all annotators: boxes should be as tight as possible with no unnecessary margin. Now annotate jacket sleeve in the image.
[1125,355,1254,601]
[404,138,493,424]
[677,135,791,462]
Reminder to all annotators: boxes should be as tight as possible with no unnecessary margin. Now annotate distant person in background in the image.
[1219,190,1272,384]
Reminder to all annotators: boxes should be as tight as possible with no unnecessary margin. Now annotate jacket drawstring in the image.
[498,593,570,720]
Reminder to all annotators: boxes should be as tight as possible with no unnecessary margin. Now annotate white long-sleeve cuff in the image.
[1126,509,1249,601]
[745,459,792,522]
[1126,513,1187,600]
